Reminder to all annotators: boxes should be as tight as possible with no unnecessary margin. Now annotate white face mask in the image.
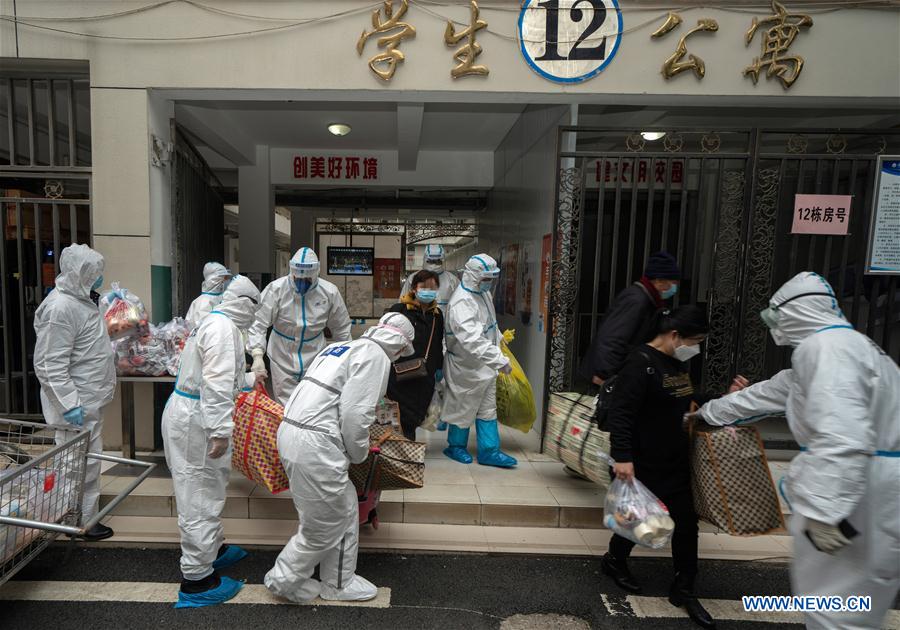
[769,327,791,346]
[674,343,701,362]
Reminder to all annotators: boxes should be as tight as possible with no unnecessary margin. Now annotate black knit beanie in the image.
[644,251,680,279]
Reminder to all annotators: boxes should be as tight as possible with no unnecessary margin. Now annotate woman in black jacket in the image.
[385,269,445,440]
[601,305,715,629]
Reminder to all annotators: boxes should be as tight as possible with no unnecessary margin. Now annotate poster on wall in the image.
[493,249,505,313]
[865,156,900,275]
[520,241,534,326]
[539,234,552,333]
[373,258,402,298]
[503,245,519,316]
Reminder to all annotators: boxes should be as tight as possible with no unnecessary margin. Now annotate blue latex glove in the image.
[435,369,444,383]
[63,407,84,427]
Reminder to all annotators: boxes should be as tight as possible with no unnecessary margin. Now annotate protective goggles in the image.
[290,262,319,279]
[759,292,835,329]
[424,255,444,264]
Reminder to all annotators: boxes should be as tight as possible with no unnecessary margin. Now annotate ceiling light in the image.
[640,131,666,141]
[328,123,351,137]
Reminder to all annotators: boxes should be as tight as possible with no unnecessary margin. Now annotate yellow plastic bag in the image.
[496,329,536,433]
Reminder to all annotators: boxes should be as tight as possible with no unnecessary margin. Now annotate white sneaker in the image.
[319,575,378,601]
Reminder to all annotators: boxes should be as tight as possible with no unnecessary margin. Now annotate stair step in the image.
[94,516,794,561]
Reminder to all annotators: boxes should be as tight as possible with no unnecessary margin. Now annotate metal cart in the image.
[0,418,155,585]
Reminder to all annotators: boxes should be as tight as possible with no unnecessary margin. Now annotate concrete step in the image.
[99,427,794,534]
[95,516,794,561]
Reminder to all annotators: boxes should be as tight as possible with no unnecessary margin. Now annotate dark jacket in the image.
[385,298,445,439]
[606,345,696,496]
[581,282,659,381]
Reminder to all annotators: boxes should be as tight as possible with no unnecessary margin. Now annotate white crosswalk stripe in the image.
[0,581,391,608]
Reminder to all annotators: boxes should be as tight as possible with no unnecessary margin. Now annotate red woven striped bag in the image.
[231,385,289,494]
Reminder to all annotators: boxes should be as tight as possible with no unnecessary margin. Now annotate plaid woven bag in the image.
[349,423,426,493]
[231,386,290,494]
[691,424,785,536]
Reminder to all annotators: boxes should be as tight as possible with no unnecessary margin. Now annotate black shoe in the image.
[669,573,716,629]
[81,523,114,541]
[180,572,221,594]
[600,552,642,594]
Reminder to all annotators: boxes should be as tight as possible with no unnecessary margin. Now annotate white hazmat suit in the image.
[33,244,116,529]
[265,312,415,603]
[248,247,352,405]
[185,262,231,328]
[698,272,900,630]
[399,244,460,309]
[442,255,516,468]
[162,276,260,585]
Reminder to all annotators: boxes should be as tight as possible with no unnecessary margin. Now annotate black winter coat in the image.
[580,282,659,381]
[385,301,444,439]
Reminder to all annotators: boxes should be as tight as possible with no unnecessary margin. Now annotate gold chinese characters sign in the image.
[357,0,489,81]
[647,1,812,87]
[355,1,814,88]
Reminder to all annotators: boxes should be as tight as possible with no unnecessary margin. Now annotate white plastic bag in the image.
[600,453,675,549]
[420,384,444,432]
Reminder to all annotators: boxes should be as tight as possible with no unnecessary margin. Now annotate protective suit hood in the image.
[769,272,848,347]
[56,244,104,301]
[216,275,260,331]
[362,312,416,360]
[290,247,320,279]
[201,262,231,294]
[461,254,499,293]
[423,244,445,273]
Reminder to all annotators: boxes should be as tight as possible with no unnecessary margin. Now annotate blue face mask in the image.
[294,278,313,295]
[479,281,494,293]
[416,289,437,304]
[661,284,678,300]
[92,275,104,291]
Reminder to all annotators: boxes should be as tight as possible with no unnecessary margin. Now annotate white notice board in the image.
[865,156,900,275]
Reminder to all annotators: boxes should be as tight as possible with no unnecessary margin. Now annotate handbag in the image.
[393,315,436,382]
[349,423,426,492]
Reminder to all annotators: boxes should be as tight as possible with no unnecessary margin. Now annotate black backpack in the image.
[592,350,653,431]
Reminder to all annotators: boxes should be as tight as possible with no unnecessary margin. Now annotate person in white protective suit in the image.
[185,262,232,327]
[33,244,116,541]
[695,272,900,630]
[248,247,352,405]
[161,275,262,608]
[399,244,460,310]
[442,254,516,468]
[265,312,416,603]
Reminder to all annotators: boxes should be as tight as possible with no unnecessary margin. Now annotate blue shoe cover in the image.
[443,424,472,463]
[443,445,473,464]
[212,545,248,571]
[436,421,448,431]
[476,419,517,468]
[175,576,244,609]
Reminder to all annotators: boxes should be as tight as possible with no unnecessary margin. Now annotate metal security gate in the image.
[548,127,900,396]
[170,127,224,318]
[1,70,92,420]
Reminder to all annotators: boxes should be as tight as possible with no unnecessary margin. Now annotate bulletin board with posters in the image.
[503,244,520,316]
[374,258,402,298]
[865,156,900,275]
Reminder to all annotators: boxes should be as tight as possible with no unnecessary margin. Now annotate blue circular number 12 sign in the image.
[518,0,623,84]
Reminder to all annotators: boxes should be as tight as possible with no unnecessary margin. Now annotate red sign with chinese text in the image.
[293,155,378,181]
